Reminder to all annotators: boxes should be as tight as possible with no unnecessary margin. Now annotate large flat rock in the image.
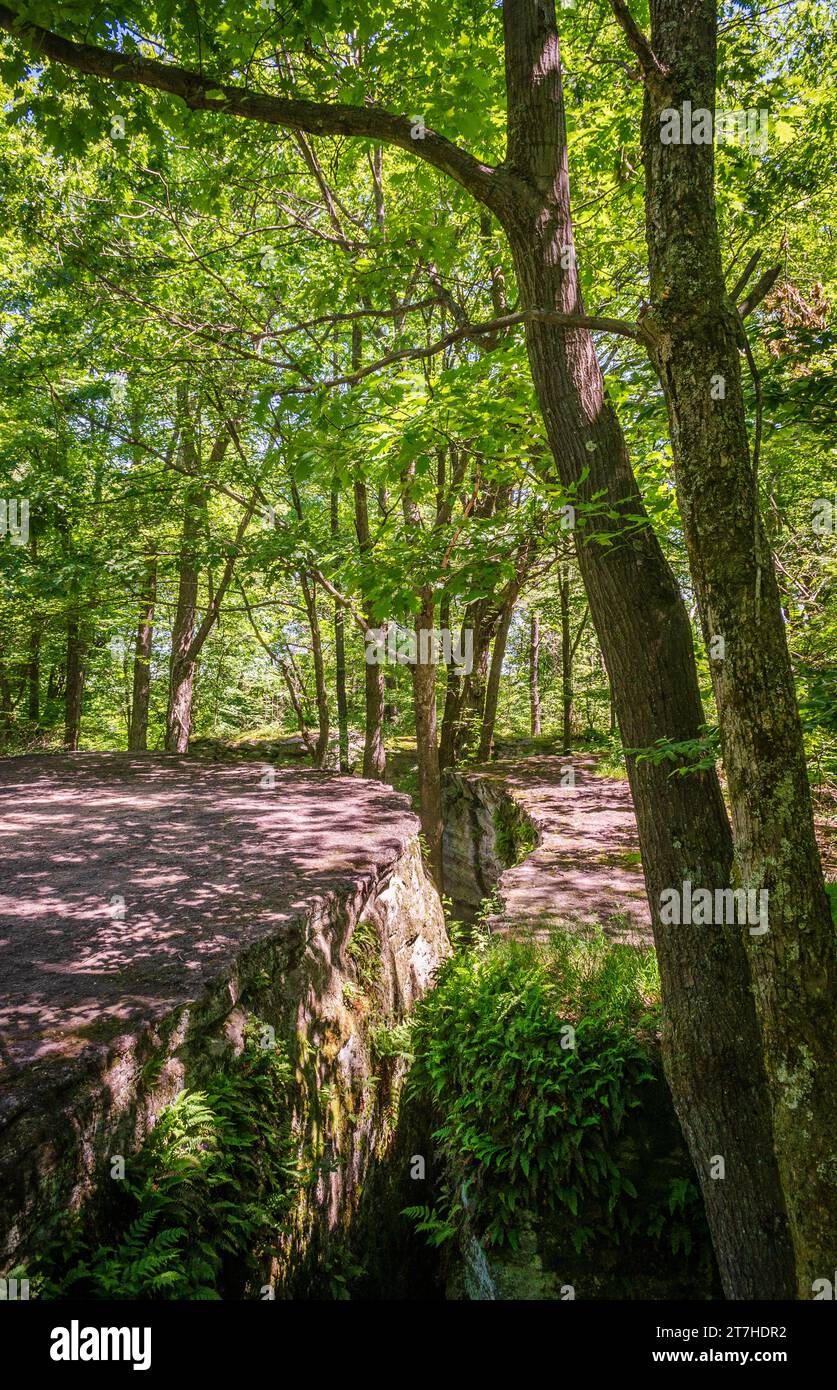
[0,753,419,1072]
[0,752,448,1268]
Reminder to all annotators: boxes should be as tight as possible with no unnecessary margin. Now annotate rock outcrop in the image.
[0,754,449,1278]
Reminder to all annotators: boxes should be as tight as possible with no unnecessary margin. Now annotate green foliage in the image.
[31,1027,298,1300]
[627,726,722,777]
[346,916,382,993]
[493,799,537,868]
[406,931,661,1251]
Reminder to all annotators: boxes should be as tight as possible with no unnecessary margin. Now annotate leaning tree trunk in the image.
[626,0,837,1293]
[496,0,795,1298]
[129,551,157,752]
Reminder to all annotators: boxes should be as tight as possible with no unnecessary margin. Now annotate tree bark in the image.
[622,0,837,1291]
[495,0,794,1297]
[129,551,157,752]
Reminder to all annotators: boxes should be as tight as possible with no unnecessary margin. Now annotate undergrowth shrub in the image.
[404,927,706,1263]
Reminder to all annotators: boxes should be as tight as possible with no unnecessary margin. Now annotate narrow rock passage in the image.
[475,756,653,945]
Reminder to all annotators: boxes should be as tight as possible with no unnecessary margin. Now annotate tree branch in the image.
[738,264,781,320]
[283,306,643,393]
[0,5,501,211]
[609,1,670,97]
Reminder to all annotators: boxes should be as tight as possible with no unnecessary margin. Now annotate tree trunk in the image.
[529,610,541,737]
[402,464,444,888]
[63,614,86,750]
[496,0,794,1297]
[479,576,522,761]
[630,0,837,1291]
[129,552,157,752]
[27,532,40,724]
[354,479,386,777]
[413,588,444,890]
[300,575,330,769]
[559,567,573,755]
[331,485,349,773]
[166,411,242,754]
[166,483,202,754]
[452,596,504,762]
[0,654,13,743]
[27,620,40,724]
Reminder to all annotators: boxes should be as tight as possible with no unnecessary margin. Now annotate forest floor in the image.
[0,752,418,1072]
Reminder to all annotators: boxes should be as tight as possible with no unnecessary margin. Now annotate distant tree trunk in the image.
[166,483,202,754]
[0,655,12,742]
[402,463,443,887]
[26,531,40,724]
[384,673,397,723]
[624,0,837,1290]
[331,485,349,773]
[353,479,386,778]
[559,567,573,754]
[27,620,41,724]
[301,575,329,769]
[64,614,86,750]
[453,599,502,762]
[362,653,386,779]
[478,581,520,762]
[129,551,157,752]
[438,642,465,774]
[165,410,242,754]
[413,588,443,890]
[529,610,542,736]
